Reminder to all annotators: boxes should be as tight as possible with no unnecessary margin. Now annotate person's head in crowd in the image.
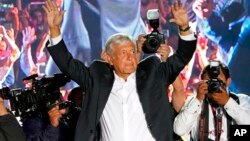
[104,33,138,80]
[30,9,43,26]
[200,60,230,84]
[199,60,231,107]
[30,8,48,39]
[68,87,85,108]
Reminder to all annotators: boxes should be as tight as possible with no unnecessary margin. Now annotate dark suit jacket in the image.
[0,114,26,141]
[47,37,197,141]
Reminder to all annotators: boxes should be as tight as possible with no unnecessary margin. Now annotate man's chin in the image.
[124,68,136,74]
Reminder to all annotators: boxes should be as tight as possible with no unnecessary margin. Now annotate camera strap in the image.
[211,107,222,141]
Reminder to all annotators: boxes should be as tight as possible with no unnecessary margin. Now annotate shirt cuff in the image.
[48,35,62,47]
[179,32,196,41]
[184,97,202,114]
[224,97,238,111]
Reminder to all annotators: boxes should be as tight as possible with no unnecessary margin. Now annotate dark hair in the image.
[201,61,230,80]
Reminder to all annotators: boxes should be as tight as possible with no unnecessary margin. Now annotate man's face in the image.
[34,11,43,25]
[202,69,231,96]
[108,41,138,78]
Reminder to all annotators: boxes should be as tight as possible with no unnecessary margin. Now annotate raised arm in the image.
[0,26,20,64]
[171,75,185,112]
[0,26,20,84]
[159,0,197,84]
[20,26,37,76]
[43,0,89,87]
[43,0,64,38]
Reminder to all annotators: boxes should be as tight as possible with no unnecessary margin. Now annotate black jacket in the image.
[0,114,26,141]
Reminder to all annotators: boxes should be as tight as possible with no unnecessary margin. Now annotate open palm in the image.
[170,1,189,27]
[43,0,64,29]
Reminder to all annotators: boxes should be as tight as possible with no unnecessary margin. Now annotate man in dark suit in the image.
[43,0,197,141]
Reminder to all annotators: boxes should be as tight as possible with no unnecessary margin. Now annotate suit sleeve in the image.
[159,37,197,84]
[46,39,89,88]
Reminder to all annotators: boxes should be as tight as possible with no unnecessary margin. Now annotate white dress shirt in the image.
[174,93,250,141]
[100,72,155,141]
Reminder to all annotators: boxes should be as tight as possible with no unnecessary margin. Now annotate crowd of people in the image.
[0,0,250,141]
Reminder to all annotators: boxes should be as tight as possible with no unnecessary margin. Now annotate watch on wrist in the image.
[179,26,191,32]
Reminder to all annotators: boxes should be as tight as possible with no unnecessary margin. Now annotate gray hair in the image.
[104,33,137,55]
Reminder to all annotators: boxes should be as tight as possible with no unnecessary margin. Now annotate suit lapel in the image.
[96,72,114,124]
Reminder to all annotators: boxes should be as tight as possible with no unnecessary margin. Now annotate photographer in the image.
[173,60,250,141]
[22,91,69,141]
[0,97,26,141]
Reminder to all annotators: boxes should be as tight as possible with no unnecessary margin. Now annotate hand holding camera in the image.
[206,87,230,106]
[196,80,208,102]
[48,105,66,127]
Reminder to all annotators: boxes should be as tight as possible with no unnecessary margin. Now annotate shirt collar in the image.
[113,71,136,82]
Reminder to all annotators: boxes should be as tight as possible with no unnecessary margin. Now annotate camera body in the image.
[142,9,165,53]
[207,79,224,93]
[206,61,225,93]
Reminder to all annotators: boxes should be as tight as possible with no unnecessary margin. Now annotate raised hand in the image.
[6,28,15,41]
[22,26,37,47]
[0,25,8,37]
[192,0,214,19]
[169,0,189,29]
[43,0,64,37]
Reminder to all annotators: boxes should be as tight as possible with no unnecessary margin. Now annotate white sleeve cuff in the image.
[224,97,238,111]
[48,35,62,47]
[179,32,196,41]
[184,97,202,114]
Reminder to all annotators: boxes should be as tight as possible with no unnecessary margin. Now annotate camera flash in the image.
[147,9,159,20]
[210,61,220,67]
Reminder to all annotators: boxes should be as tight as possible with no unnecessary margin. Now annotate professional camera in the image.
[206,61,225,93]
[207,79,225,93]
[142,9,165,53]
[0,73,71,119]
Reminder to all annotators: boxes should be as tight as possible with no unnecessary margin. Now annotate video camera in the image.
[142,9,165,53]
[0,73,71,119]
[206,61,225,93]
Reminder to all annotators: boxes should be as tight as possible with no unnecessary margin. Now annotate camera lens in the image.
[208,82,220,93]
[148,36,160,49]
[207,79,223,93]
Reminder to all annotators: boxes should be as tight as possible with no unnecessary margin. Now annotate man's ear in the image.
[106,54,113,65]
[226,78,231,86]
